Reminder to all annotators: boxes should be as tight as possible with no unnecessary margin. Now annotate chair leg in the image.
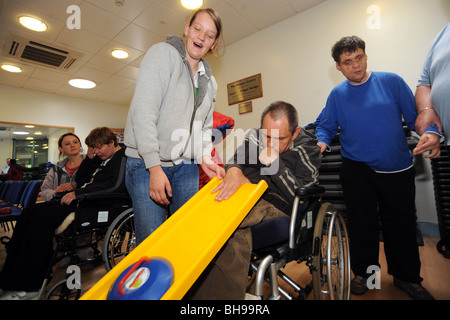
[255,255,273,297]
[268,262,281,300]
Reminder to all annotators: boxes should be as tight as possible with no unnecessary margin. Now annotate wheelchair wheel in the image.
[45,279,82,300]
[311,202,350,300]
[102,208,136,271]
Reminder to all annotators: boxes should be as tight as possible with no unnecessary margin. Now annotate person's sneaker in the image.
[393,278,435,300]
[0,290,39,300]
[351,275,368,295]
[245,293,262,300]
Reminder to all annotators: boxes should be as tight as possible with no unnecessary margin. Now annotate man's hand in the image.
[317,142,328,153]
[212,167,250,202]
[61,191,76,205]
[413,133,441,159]
[55,182,75,193]
[259,147,279,166]
[86,146,96,159]
[200,156,225,180]
[148,166,172,205]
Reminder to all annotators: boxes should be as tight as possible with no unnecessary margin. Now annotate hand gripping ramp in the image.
[81,177,268,300]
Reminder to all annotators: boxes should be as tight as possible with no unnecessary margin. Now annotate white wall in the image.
[207,0,449,225]
[0,84,129,147]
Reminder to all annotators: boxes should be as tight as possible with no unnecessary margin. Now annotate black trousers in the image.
[341,158,422,283]
[0,201,75,291]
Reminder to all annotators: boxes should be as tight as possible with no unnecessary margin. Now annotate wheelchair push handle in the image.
[295,185,325,198]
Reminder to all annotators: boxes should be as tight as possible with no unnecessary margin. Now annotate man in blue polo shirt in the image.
[315,36,440,300]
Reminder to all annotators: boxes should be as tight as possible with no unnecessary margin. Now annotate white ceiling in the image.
[0,0,327,106]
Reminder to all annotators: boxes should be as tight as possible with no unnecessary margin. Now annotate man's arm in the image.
[415,85,443,135]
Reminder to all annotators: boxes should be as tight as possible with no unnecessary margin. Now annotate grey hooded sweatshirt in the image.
[124,35,216,168]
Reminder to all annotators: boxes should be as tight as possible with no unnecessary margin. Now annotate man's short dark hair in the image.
[85,127,118,148]
[331,36,366,63]
[260,101,298,134]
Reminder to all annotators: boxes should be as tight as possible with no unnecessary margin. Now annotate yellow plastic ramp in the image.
[81,177,267,300]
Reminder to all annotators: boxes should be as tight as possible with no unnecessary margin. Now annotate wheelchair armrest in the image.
[295,185,325,198]
[76,192,130,201]
[289,186,324,249]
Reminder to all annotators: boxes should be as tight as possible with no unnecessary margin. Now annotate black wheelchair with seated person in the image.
[249,185,351,300]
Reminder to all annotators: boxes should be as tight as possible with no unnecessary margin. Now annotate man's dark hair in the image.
[331,36,366,63]
[260,101,298,134]
[85,127,118,148]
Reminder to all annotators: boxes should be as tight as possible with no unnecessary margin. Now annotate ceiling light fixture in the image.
[180,0,203,10]
[13,131,29,135]
[111,49,129,59]
[68,78,96,89]
[18,16,48,32]
[1,64,23,73]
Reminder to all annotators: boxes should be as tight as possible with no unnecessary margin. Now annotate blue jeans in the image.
[126,157,199,244]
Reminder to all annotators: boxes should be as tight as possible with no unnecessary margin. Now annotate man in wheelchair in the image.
[188,101,322,299]
[0,127,126,300]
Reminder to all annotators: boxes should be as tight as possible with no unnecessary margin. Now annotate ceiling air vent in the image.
[3,34,83,71]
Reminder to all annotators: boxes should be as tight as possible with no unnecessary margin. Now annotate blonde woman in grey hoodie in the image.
[124,8,226,244]
[40,133,84,201]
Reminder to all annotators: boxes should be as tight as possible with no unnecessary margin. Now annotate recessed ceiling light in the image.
[18,16,48,32]
[1,64,23,73]
[13,131,29,135]
[180,0,203,10]
[68,78,96,89]
[111,49,129,59]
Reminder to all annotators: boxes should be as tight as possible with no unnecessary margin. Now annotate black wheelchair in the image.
[249,185,351,300]
[41,192,132,300]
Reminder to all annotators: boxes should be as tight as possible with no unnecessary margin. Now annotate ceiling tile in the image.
[289,0,327,13]
[114,23,164,52]
[116,65,140,80]
[103,75,135,89]
[84,55,127,74]
[133,1,185,37]
[85,0,156,22]
[24,77,61,92]
[71,66,111,84]
[30,68,71,83]
[56,28,110,53]
[78,1,130,38]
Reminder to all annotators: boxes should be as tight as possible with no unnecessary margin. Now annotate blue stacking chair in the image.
[0,181,27,208]
[0,180,43,245]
